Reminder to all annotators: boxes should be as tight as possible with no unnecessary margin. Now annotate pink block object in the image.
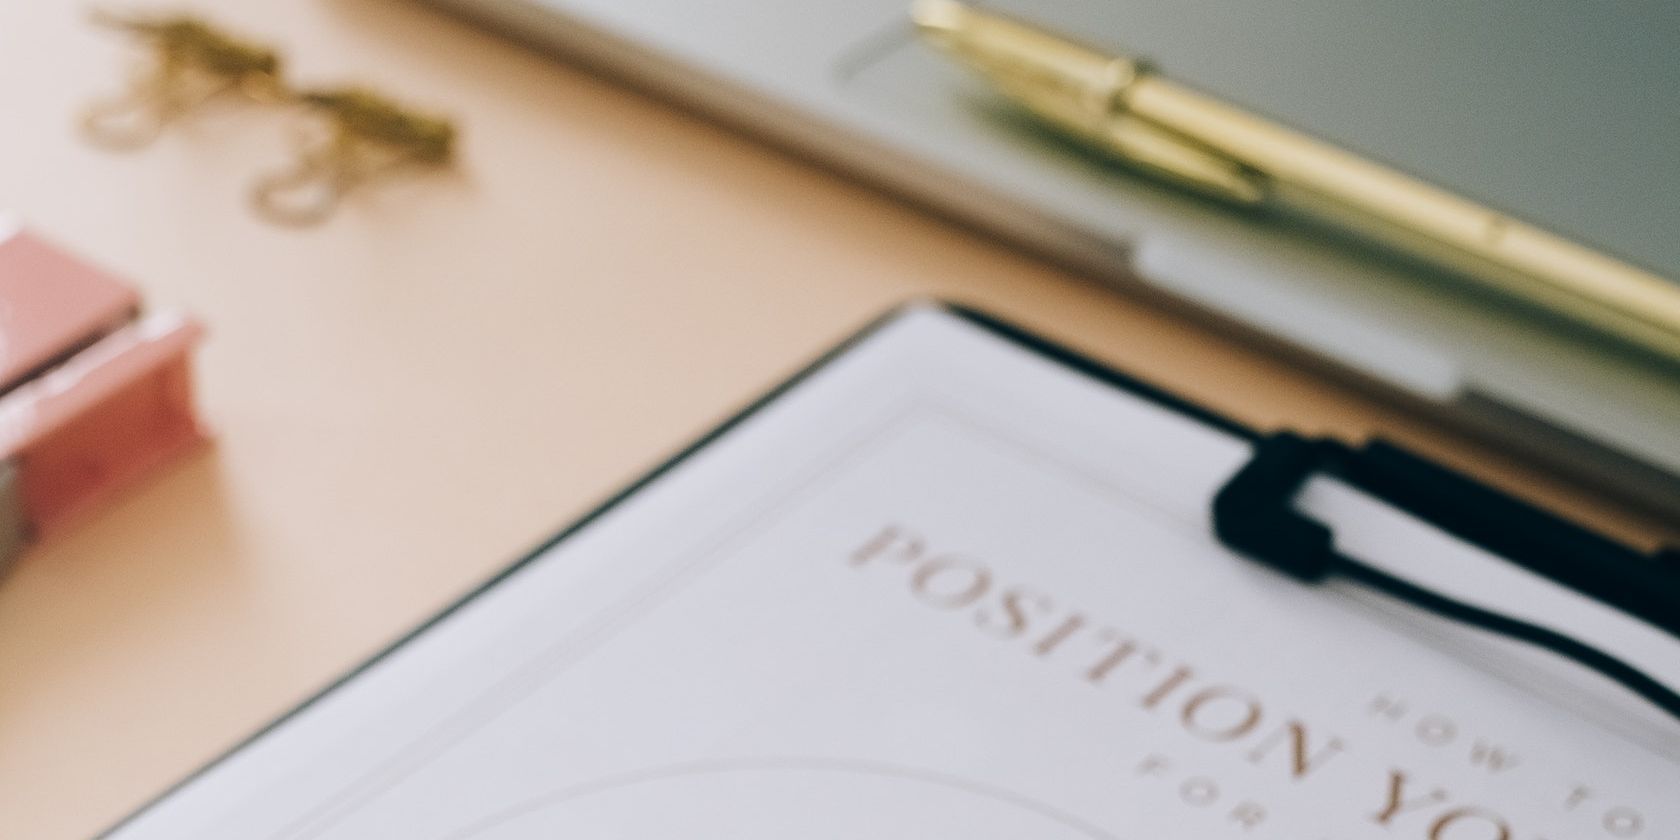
[0,225,141,395]
[0,312,207,536]
[0,223,207,550]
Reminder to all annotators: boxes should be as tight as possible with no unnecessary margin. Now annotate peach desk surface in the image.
[0,3,1674,839]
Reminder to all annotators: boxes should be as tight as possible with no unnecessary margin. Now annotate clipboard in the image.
[99,301,1680,839]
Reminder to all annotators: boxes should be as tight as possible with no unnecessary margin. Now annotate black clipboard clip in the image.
[1213,432,1680,723]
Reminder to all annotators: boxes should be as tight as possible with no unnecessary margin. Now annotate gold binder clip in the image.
[251,87,457,226]
[82,12,285,149]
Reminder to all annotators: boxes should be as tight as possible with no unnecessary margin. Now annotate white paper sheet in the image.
[106,305,1678,840]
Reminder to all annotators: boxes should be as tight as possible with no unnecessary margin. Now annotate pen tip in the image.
[910,0,970,42]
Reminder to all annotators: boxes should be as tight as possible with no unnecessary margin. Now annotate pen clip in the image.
[912,0,1265,206]
[1102,115,1265,206]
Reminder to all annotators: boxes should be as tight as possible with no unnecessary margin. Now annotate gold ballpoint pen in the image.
[912,0,1680,366]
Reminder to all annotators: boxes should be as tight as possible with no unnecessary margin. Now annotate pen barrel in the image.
[1126,78,1680,363]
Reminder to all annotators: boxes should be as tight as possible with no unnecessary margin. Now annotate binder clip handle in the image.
[1211,431,1342,582]
[1212,431,1680,724]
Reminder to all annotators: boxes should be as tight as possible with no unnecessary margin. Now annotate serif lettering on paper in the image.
[846,524,1651,839]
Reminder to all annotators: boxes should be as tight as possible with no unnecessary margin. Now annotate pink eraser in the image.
[0,224,141,395]
[0,312,207,537]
